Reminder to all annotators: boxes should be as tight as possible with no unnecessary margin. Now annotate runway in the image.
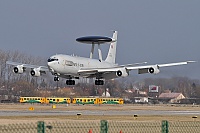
[1,110,200,116]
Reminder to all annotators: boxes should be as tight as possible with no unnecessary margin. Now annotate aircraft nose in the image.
[47,59,53,68]
[47,62,55,73]
[47,62,50,66]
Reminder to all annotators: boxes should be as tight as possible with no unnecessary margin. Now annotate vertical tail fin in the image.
[105,31,118,64]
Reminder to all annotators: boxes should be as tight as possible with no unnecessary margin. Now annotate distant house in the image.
[159,93,185,103]
[134,97,148,103]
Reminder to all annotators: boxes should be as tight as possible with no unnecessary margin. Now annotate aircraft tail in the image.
[105,31,118,64]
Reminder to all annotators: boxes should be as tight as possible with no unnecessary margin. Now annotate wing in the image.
[119,62,147,67]
[78,61,148,74]
[127,61,196,74]
[78,66,131,79]
[6,61,49,76]
[78,61,196,78]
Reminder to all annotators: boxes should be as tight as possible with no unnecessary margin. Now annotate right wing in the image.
[6,61,49,76]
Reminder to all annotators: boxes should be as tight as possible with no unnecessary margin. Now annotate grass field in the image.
[1,103,200,111]
[0,103,200,125]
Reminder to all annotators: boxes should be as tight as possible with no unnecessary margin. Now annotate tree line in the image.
[0,49,200,99]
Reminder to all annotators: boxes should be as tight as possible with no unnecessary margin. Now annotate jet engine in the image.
[13,65,24,74]
[30,68,41,77]
[116,67,129,77]
[148,65,160,74]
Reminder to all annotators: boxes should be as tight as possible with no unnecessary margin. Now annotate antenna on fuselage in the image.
[76,33,116,62]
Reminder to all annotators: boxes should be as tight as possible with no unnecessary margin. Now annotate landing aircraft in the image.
[6,31,195,85]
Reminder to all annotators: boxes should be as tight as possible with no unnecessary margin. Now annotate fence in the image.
[0,120,200,133]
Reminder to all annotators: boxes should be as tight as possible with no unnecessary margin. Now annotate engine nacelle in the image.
[116,68,129,77]
[30,68,41,77]
[148,65,160,74]
[13,65,24,74]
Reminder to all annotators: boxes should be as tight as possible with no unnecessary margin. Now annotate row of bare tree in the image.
[0,49,200,98]
[0,49,49,96]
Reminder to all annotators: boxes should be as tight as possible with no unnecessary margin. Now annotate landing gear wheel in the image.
[66,80,75,85]
[54,77,59,81]
[95,80,104,85]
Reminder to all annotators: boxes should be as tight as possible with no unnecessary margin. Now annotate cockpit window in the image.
[47,58,58,62]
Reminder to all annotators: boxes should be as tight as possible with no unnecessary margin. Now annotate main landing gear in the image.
[66,80,75,85]
[95,80,104,85]
[54,77,103,85]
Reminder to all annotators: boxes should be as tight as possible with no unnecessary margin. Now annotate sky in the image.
[0,1,199,79]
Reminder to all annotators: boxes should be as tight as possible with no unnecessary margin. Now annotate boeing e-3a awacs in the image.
[6,31,195,85]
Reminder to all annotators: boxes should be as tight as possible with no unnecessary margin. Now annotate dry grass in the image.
[0,103,200,125]
[0,103,200,111]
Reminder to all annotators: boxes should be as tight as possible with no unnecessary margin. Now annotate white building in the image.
[134,97,148,103]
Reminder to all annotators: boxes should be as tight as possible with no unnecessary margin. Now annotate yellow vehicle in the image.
[20,97,45,103]
[72,98,98,104]
[45,97,71,104]
[20,97,71,104]
[72,97,124,104]
[20,97,123,104]
[98,98,124,104]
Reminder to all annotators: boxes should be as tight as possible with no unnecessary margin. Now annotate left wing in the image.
[78,61,196,78]
[119,62,147,67]
[78,61,148,75]
[6,61,49,76]
[127,61,196,74]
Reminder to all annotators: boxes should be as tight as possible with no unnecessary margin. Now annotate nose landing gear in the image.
[54,76,59,81]
[54,75,75,85]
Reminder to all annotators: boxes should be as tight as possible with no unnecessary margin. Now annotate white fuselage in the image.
[47,54,117,78]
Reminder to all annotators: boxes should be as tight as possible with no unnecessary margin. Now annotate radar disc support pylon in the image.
[98,44,102,62]
[90,43,95,59]
[76,35,114,61]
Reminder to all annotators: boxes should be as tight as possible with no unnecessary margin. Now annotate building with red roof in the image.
[159,93,185,103]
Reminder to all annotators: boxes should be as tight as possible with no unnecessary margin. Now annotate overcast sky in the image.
[0,1,199,79]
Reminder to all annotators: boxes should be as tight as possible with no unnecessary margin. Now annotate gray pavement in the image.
[1,110,200,116]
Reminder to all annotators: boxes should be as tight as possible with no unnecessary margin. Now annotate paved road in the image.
[1,110,200,116]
